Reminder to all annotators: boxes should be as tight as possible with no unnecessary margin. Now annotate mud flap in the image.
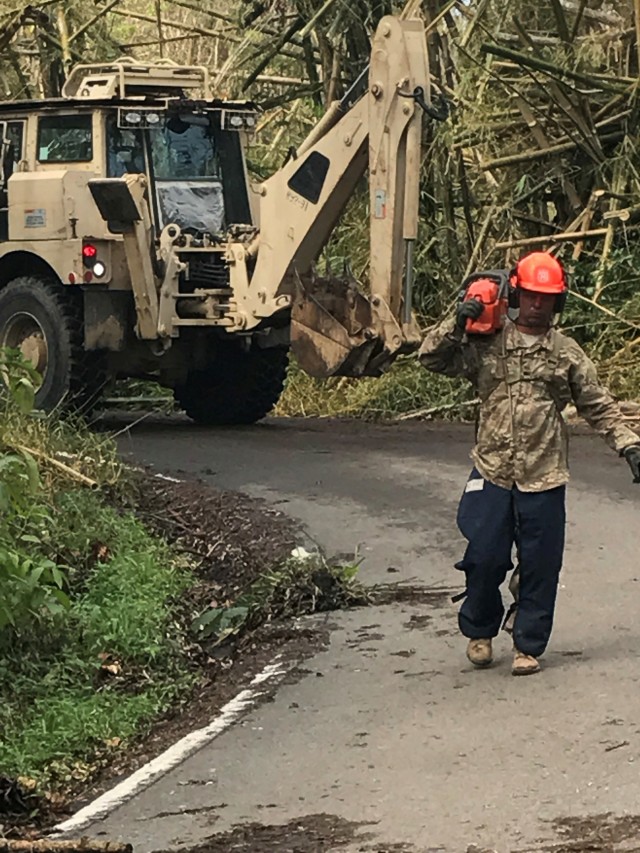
[290,273,418,378]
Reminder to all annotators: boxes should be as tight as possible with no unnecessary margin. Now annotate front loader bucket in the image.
[290,274,419,378]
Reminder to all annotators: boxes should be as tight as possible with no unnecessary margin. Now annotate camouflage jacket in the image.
[419,318,640,492]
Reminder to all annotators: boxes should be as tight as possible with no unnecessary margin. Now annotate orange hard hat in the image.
[513,252,566,294]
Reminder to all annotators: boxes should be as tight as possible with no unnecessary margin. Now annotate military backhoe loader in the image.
[0,11,440,424]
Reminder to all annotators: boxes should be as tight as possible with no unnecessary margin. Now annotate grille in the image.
[185,255,230,290]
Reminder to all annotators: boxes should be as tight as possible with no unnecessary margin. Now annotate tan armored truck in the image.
[0,14,436,424]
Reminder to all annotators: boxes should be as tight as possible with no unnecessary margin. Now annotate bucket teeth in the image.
[290,272,418,378]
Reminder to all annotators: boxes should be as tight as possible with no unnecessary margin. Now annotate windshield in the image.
[149,121,220,180]
[105,114,251,235]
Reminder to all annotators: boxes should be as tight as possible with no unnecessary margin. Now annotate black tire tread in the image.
[0,276,106,412]
[174,346,288,426]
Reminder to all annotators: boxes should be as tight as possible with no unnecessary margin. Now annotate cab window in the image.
[3,122,24,166]
[37,114,93,162]
[106,115,146,177]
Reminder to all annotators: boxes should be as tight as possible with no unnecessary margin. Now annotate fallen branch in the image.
[494,226,633,250]
[481,132,624,171]
[480,42,627,93]
[395,399,480,422]
[568,292,640,334]
[14,444,99,489]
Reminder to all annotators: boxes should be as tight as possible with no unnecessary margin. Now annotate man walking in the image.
[419,252,640,675]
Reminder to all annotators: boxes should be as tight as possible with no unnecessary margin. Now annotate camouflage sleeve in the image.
[418,317,475,379]
[568,343,640,453]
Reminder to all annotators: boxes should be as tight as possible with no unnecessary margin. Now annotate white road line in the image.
[51,657,288,837]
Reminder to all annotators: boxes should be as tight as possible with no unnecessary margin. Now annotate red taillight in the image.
[83,244,98,266]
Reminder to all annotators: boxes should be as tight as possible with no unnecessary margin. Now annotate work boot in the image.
[466,638,493,668]
[512,647,540,676]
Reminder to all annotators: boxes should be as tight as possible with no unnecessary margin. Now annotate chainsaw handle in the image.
[459,269,509,292]
[458,269,510,303]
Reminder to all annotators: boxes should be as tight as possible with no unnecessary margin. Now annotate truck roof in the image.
[0,59,257,115]
[0,97,258,115]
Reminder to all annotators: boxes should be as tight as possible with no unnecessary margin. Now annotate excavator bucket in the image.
[290,273,419,378]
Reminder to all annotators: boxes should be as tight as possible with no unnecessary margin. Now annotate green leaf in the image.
[18,450,40,492]
[12,377,36,414]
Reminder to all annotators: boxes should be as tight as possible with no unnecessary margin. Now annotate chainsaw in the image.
[458,269,510,335]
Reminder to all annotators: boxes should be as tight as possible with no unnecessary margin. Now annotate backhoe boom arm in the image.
[245,15,432,377]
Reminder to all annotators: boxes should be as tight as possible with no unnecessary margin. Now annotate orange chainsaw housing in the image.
[460,271,509,335]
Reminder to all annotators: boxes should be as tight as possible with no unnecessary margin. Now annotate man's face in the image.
[517,289,556,330]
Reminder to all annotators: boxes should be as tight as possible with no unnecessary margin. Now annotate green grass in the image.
[0,488,194,788]
[276,355,476,420]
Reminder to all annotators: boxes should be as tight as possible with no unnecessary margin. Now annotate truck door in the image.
[0,120,25,240]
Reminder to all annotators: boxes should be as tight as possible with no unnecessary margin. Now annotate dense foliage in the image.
[2,0,639,414]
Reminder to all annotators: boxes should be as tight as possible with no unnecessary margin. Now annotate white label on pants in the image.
[465,478,485,493]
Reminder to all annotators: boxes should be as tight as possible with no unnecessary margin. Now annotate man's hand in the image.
[456,298,485,330]
[623,445,640,483]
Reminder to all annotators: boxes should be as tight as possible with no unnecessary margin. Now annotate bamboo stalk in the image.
[514,95,582,210]
[155,0,164,58]
[481,132,624,171]
[569,290,640,333]
[459,0,491,49]
[494,226,640,251]
[560,0,624,26]
[635,0,640,78]
[593,162,627,302]
[55,4,72,71]
[464,200,498,278]
[298,0,341,40]
[14,445,99,489]
[550,0,571,42]
[570,0,589,40]
[69,0,122,45]
[119,32,198,48]
[480,43,627,93]
[396,398,480,421]
[572,191,599,260]
[111,8,240,43]
[242,16,303,91]
[166,0,234,24]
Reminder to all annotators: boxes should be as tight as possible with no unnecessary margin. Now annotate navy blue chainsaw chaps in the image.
[456,470,566,658]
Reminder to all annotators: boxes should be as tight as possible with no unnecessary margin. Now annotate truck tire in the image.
[174,345,288,425]
[0,276,104,414]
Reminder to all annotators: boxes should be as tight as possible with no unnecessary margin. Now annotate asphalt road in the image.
[88,417,640,852]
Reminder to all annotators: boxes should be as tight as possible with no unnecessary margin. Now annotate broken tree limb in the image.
[494,228,610,250]
[396,398,481,422]
[514,96,582,209]
[481,132,624,171]
[560,0,625,27]
[569,291,640,333]
[111,8,240,43]
[480,43,627,93]
[464,200,499,278]
[13,444,99,489]
[594,162,627,302]
[572,192,599,260]
[68,0,122,45]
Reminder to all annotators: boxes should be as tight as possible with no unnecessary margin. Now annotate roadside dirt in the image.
[2,471,326,837]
